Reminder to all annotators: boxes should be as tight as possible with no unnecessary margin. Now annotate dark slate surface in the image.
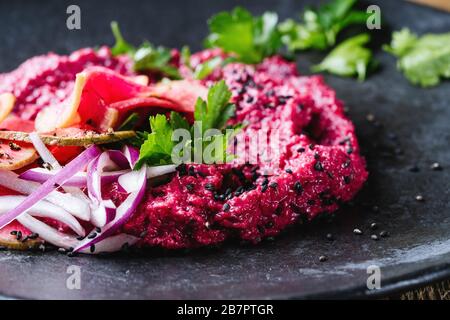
[0,0,449,299]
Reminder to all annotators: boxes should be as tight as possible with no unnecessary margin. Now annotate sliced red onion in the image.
[122,145,139,167]
[17,213,79,249]
[118,165,176,192]
[90,199,116,228]
[0,170,90,221]
[0,195,85,236]
[74,165,147,253]
[0,146,101,230]
[19,168,130,188]
[146,164,176,179]
[29,132,61,169]
[29,132,91,202]
[79,233,139,254]
[87,152,120,203]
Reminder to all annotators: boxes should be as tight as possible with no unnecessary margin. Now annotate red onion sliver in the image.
[17,213,79,249]
[122,145,139,167]
[74,165,147,253]
[19,168,130,188]
[0,195,85,236]
[0,170,90,221]
[80,233,139,254]
[29,132,61,169]
[0,146,101,230]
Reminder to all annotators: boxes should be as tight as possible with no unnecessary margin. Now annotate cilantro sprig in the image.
[135,80,239,168]
[383,28,450,87]
[279,0,368,51]
[312,33,375,81]
[110,22,181,79]
[205,7,282,64]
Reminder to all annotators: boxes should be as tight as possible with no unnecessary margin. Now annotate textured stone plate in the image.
[0,0,449,299]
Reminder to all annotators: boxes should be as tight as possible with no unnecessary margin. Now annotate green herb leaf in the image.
[118,112,140,131]
[135,114,176,168]
[205,7,282,64]
[135,81,239,167]
[110,22,181,79]
[383,28,450,87]
[279,0,368,51]
[311,33,374,81]
[193,56,223,80]
[194,80,235,131]
[110,21,135,56]
[133,42,181,79]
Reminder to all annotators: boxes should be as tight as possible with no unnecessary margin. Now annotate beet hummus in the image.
[120,52,368,249]
[0,46,367,251]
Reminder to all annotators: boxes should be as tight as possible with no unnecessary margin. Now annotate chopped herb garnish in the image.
[110,22,181,79]
[205,7,282,64]
[135,80,240,168]
[311,33,375,81]
[279,0,368,51]
[383,28,450,87]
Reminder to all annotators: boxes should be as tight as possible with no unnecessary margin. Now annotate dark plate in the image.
[0,0,449,299]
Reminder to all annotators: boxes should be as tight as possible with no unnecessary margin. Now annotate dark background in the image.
[0,0,449,299]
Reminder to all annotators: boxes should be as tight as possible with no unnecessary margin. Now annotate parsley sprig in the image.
[279,0,368,51]
[383,28,450,87]
[110,22,181,79]
[135,80,239,168]
[204,7,282,64]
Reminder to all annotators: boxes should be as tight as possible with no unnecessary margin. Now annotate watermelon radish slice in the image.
[0,140,38,170]
[0,93,15,125]
[0,186,42,250]
[149,79,207,113]
[0,220,43,250]
[35,67,207,132]
[0,115,35,132]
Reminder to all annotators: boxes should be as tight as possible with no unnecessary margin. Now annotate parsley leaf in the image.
[205,7,282,64]
[279,0,368,51]
[135,81,239,168]
[133,42,181,79]
[110,21,135,56]
[383,28,450,87]
[110,22,181,79]
[311,33,375,81]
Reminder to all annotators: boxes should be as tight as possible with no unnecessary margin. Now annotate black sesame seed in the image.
[353,228,363,235]
[370,222,378,230]
[188,166,196,176]
[371,234,379,241]
[261,184,268,193]
[90,244,96,253]
[9,142,21,151]
[314,153,320,160]
[262,177,269,186]
[408,165,420,173]
[343,176,351,184]
[269,182,278,189]
[346,147,353,154]
[16,231,22,241]
[309,144,315,150]
[28,233,39,239]
[186,184,194,192]
[430,162,442,171]
[297,147,306,153]
[326,233,334,241]
[319,255,328,262]
[380,230,390,238]
[205,183,215,191]
[293,181,303,194]
[10,230,17,236]
[246,96,254,103]
[314,161,324,172]
[76,236,85,241]
[139,230,148,238]
[95,227,102,233]
[58,248,67,254]
[87,232,97,239]
[223,203,230,212]
[285,168,293,174]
